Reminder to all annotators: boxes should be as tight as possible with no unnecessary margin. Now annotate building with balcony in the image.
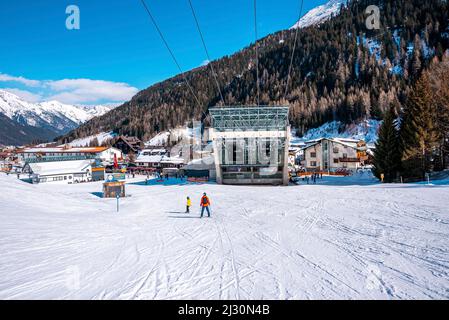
[302,138,369,172]
[131,147,184,174]
[112,136,143,155]
[209,106,290,185]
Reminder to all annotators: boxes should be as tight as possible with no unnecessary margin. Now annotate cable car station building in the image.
[209,106,290,186]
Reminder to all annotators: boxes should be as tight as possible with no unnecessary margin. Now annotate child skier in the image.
[186,196,191,213]
[200,193,211,218]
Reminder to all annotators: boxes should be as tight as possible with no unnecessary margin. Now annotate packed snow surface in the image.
[145,127,197,147]
[0,173,448,299]
[67,132,117,147]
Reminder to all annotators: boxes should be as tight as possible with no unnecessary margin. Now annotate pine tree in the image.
[428,53,449,169]
[400,72,440,180]
[410,34,423,80]
[89,137,100,147]
[372,106,401,182]
[369,102,383,120]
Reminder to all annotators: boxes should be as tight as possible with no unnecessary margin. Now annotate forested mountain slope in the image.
[60,0,449,143]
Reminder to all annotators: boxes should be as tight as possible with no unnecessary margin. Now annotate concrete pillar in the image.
[210,128,223,184]
[282,126,291,186]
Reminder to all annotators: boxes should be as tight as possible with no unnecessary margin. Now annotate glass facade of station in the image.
[210,106,289,132]
[209,106,290,185]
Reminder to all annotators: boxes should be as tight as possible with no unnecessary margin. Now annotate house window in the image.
[64,176,67,180]
[310,152,316,158]
[310,161,317,167]
[343,153,348,158]
[333,147,339,153]
[333,158,339,164]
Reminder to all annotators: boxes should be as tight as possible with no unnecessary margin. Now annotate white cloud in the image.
[2,88,43,102]
[0,73,139,105]
[0,73,41,87]
[45,79,139,104]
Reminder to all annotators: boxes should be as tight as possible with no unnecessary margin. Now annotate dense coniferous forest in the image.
[373,55,449,181]
[59,0,449,144]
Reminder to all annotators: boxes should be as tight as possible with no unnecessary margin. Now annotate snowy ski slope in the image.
[0,173,448,299]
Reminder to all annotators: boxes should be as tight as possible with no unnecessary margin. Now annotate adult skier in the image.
[200,193,211,218]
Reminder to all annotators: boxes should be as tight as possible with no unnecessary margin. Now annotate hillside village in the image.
[1,108,449,299]
[0,118,378,187]
[1,128,449,299]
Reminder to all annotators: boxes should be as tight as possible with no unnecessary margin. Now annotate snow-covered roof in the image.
[100,147,122,153]
[182,156,215,170]
[145,148,166,153]
[136,155,163,163]
[290,141,306,147]
[302,140,321,149]
[27,160,93,176]
[332,138,360,149]
[289,147,303,154]
[303,137,361,150]
[161,157,185,164]
[19,146,109,154]
[333,137,360,143]
[136,155,184,164]
[139,148,167,155]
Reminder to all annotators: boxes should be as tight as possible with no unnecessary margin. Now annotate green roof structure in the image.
[209,106,289,132]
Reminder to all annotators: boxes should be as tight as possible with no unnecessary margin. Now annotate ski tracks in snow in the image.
[2,175,449,299]
[213,215,241,299]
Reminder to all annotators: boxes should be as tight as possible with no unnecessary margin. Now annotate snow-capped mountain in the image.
[0,89,116,138]
[290,0,347,29]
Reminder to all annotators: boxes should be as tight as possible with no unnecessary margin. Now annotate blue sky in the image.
[0,0,326,104]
